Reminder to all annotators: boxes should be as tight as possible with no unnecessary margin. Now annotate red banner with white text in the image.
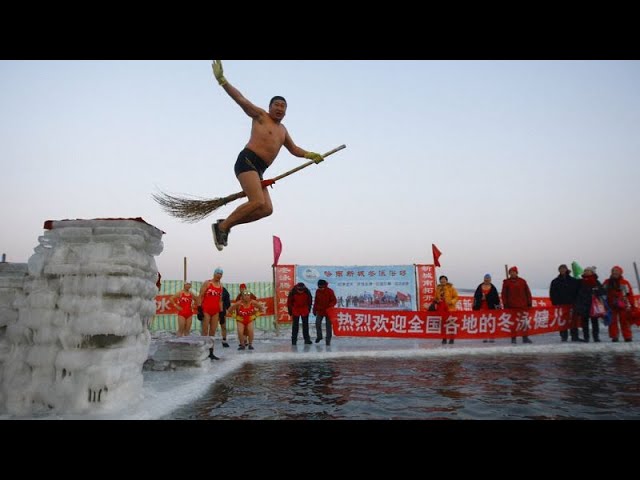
[416,264,436,310]
[274,265,296,324]
[454,296,553,312]
[328,305,574,339]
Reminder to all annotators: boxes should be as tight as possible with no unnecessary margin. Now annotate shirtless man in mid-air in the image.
[210,60,324,251]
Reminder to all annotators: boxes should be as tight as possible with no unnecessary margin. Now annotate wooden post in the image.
[414,264,420,310]
[504,264,509,279]
[183,257,187,283]
[634,262,640,291]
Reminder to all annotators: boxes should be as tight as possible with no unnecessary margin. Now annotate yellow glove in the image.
[304,151,324,164]
[212,60,227,86]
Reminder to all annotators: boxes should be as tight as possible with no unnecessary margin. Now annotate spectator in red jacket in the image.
[313,279,337,346]
[288,282,313,345]
[501,266,533,344]
[603,265,634,342]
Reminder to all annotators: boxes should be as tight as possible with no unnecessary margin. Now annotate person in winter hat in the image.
[313,279,337,346]
[550,264,580,342]
[474,273,501,343]
[435,275,459,345]
[574,266,605,342]
[502,266,533,344]
[288,282,313,345]
[603,265,634,342]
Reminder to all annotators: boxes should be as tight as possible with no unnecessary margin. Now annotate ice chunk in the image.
[2,218,163,415]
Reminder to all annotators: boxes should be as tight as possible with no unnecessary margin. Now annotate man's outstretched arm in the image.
[283,130,324,164]
[212,60,264,119]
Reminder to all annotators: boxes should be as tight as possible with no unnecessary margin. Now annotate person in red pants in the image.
[603,265,634,342]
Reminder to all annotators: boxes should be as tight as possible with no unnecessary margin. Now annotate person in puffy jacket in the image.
[501,266,533,344]
[574,266,605,342]
[603,265,634,342]
[288,282,313,345]
[313,279,337,346]
[435,275,459,345]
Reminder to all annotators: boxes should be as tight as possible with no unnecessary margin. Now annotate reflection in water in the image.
[166,352,640,420]
[284,361,349,419]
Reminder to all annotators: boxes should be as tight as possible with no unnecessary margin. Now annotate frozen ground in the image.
[3,328,638,420]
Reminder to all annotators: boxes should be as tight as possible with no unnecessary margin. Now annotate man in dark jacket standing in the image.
[313,279,338,346]
[218,287,232,347]
[549,264,580,342]
[288,282,313,345]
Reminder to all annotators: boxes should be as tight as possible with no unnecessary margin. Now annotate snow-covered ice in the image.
[2,327,637,419]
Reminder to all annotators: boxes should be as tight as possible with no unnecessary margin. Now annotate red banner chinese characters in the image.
[416,264,436,310]
[454,296,552,312]
[328,305,573,339]
[274,265,295,324]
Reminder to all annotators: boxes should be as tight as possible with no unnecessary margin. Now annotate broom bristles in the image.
[152,191,233,223]
[153,144,346,223]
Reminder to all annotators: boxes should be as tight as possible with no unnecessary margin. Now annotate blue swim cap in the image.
[214,267,223,275]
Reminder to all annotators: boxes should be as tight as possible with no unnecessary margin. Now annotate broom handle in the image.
[265,144,346,185]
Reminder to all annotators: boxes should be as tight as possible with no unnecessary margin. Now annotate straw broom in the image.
[153,144,346,223]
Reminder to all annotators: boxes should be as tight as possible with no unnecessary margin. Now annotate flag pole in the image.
[414,264,420,310]
[272,264,280,336]
[183,257,187,283]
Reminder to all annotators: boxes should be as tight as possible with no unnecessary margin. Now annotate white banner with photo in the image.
[296,265,417,311]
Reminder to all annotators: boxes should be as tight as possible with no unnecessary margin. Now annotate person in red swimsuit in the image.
[170,282,196,337]
[227,291,265,350]
[198,267,224,359]
[235,283,257,302]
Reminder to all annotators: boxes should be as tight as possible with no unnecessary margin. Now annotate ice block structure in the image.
[0,262,29,409]
[0,218,163,415]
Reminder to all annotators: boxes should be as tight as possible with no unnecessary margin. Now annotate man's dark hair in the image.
[269,96,287,106]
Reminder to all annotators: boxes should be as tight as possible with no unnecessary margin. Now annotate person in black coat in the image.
[549,264,580,342]
[473,274,501,343]
[217,287,232,347]
[574,266,606,342]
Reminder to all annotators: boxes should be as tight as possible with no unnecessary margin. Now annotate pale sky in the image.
[1,60,639,290]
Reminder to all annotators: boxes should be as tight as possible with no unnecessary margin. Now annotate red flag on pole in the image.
[273,235,283,266]
[432,244,442,267]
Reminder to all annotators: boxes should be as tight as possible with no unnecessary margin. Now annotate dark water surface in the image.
[166,352,640,419]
